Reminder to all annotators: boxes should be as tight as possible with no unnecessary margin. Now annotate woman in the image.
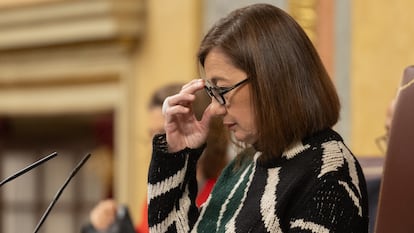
[148,4,368,233]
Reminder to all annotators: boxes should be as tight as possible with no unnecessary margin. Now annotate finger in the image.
[162,93,196,115]
[162,97,169,115]
[180,79,200,89]
[180,79,205,94]
[164,104,191,118]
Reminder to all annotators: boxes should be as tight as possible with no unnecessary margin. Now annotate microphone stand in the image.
[0,152,58,187]
[32,153,91,233]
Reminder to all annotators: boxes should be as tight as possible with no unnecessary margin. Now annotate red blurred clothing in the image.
[135,178,217,233]
[196,178,217,207]
[135,201,148,233]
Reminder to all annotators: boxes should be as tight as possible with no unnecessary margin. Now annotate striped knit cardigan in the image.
[147,129,369,233]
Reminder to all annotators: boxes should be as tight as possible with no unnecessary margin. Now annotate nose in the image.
[209,98,226,116]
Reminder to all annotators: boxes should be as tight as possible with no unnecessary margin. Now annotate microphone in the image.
[33,153,92,233]
[0,152,58,187]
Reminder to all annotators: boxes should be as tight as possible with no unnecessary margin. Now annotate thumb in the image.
[200,104,215,129]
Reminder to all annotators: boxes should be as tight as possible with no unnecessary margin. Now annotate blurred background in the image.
[0,0,413,232]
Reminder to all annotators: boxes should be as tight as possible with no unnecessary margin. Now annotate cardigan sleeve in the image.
[287,174,369,233]
[147,134,205,233]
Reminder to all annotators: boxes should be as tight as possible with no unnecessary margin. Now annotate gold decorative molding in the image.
[0,3,141,207]
[288,0,318,44]
[288,0,334,78]
[0,0,144,50]
[0,82,121,116]
[0,0,59,8]
[0,43,128,86]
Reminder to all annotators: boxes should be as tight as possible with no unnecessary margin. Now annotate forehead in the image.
[204,49,240,83]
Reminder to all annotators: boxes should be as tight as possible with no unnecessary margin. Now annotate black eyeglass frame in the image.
[204,78,249,105]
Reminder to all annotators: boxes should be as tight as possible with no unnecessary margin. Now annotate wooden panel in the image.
[375,66,414,232]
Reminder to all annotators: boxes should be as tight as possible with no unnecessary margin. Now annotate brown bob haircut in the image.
[197,4,340,162]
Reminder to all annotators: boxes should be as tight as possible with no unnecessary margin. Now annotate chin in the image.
[233,131,256,145]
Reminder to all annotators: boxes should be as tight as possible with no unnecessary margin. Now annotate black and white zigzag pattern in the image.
[148,129,369,233]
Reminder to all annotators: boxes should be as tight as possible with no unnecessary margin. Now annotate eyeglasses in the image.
[204,78,249,105]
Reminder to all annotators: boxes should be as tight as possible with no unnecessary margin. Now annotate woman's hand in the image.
[162,79,213,152]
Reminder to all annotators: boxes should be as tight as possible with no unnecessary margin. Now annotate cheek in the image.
[230,88,255,129]
[235,106,256,133]
[234,117,257,144]
[244,114,257,136]
[241,102,257,140]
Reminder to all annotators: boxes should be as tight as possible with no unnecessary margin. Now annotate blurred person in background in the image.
[82,82,229,233]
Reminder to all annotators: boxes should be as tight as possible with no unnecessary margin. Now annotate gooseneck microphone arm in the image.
[33,153,92,233]
[0,152,58,187]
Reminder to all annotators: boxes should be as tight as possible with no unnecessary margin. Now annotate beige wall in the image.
[351,0,414,156]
